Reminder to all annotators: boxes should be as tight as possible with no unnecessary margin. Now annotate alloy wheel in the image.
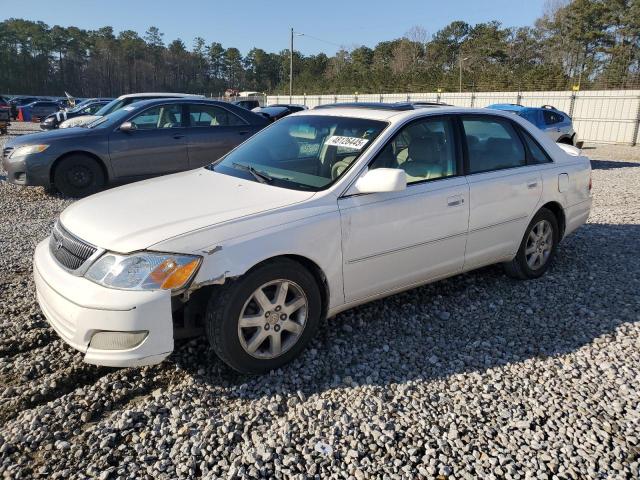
[525,219,553,270]
[237,279,308,359]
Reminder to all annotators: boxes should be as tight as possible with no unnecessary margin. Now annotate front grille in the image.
[49,221,97,271]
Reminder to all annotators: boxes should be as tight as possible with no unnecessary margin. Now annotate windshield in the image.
[209,115,387,191]
[86,107,135,129]
[68,100,93,113]
[94,98,127,117]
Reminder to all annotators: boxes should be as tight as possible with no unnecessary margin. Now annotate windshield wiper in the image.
[231,162,273,184]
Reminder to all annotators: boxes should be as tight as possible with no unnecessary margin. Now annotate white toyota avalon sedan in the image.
[33,103,592,373]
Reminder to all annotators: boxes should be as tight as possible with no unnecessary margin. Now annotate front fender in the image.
[182,209,345,310]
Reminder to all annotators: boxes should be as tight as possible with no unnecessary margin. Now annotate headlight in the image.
[85,252,202,292]
[11,145,49,157]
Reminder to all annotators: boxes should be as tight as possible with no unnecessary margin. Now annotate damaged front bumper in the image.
[33,240,174,367]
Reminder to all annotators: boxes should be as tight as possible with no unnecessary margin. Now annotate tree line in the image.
[0,0,638,97]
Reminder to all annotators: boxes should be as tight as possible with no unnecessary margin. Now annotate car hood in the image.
[59,169,316,253]
[6,127,90,147]
[60,115,99,128]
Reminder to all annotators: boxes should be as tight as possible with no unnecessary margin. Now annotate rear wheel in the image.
[205,259,322,373]
[53,154,105,197]
[504,208,559,280]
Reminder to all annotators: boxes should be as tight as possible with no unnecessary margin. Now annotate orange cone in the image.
[17,107,23,122]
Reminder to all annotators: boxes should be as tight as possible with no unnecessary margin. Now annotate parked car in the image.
[59,92,205,129]
[41,100,112,130]
[3,98,269,196]
[32,103,592,373]
[22,100,62,120]
[232,99,261,110]
[0,96,10,134]
[269,104,308,112]
[8,96,39,119]
[486,104,580,147]
[251,104,307,122]
[0,108,9,135]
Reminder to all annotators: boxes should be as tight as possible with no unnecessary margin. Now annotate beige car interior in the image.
[329,121,456,183]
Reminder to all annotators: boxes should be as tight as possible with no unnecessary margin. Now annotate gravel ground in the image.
[0,122,639,479]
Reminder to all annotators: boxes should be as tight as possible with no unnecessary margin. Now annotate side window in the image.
[130,104,182,130]
[189,104,246,127]
[519,127,553,165]
[370,117,457,184]
[543,110,562,125]
[462,117,526,174]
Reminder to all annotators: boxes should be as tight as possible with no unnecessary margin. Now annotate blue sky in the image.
[3,0,548,55]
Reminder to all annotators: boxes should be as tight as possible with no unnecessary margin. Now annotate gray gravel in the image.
[1,122,639,479]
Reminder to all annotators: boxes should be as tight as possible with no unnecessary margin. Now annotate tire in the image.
[205,258,322,374]
[52,154,105,197]
[504,208,559,280]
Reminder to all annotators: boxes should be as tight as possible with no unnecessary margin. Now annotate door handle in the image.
[526,179,538,188]
[173,134,185,139]
[447,195,464,207]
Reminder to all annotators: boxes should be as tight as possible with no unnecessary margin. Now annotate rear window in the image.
[543,110,564,125]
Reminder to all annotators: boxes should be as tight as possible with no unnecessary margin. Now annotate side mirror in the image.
[348,168,407,195]
[119,121,135,132]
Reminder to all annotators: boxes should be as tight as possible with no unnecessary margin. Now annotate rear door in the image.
[185,103,256,168]
[108,103,189,179]
[542,109,564,141]
[461,115,542,269]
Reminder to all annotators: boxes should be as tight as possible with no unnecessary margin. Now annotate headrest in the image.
[408,137,438,162]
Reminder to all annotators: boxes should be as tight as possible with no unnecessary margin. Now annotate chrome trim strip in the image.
[346,231,467,264]
[468,215,528,234]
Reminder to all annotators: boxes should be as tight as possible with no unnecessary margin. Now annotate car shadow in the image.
[590,159,640,170]
[172,222,639,399]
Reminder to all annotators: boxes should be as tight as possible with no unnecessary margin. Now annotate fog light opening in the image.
[89,330,148,350]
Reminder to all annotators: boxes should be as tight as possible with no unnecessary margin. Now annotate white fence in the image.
[265,90,640,146]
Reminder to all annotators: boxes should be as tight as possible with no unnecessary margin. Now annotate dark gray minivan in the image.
[2,99,270,196]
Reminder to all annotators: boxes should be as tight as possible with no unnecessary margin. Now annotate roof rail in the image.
[314,101,451,111]
[410,101,452,107]
[315,102,416,111]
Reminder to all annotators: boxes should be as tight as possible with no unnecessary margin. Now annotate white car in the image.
[34,103,592,373]
[58,92,205,128]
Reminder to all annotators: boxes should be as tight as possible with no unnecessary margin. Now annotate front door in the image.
[108,103,189,179]
[339,116,469,302]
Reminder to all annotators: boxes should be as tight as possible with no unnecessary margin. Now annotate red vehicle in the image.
[0,96,10,134]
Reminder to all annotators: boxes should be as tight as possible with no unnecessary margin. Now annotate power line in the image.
[295,31,345,50]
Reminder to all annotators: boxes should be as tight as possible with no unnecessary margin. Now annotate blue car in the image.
[486,104,580,147]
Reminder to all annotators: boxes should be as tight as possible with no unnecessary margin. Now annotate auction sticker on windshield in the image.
[325,136,369,150]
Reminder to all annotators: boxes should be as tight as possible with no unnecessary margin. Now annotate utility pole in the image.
[290,27,294,103]
[459,56,468,93]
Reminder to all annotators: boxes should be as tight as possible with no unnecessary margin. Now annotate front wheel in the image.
[205,259,322,374]
[504,208,559,280]
[53,154,105,197]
